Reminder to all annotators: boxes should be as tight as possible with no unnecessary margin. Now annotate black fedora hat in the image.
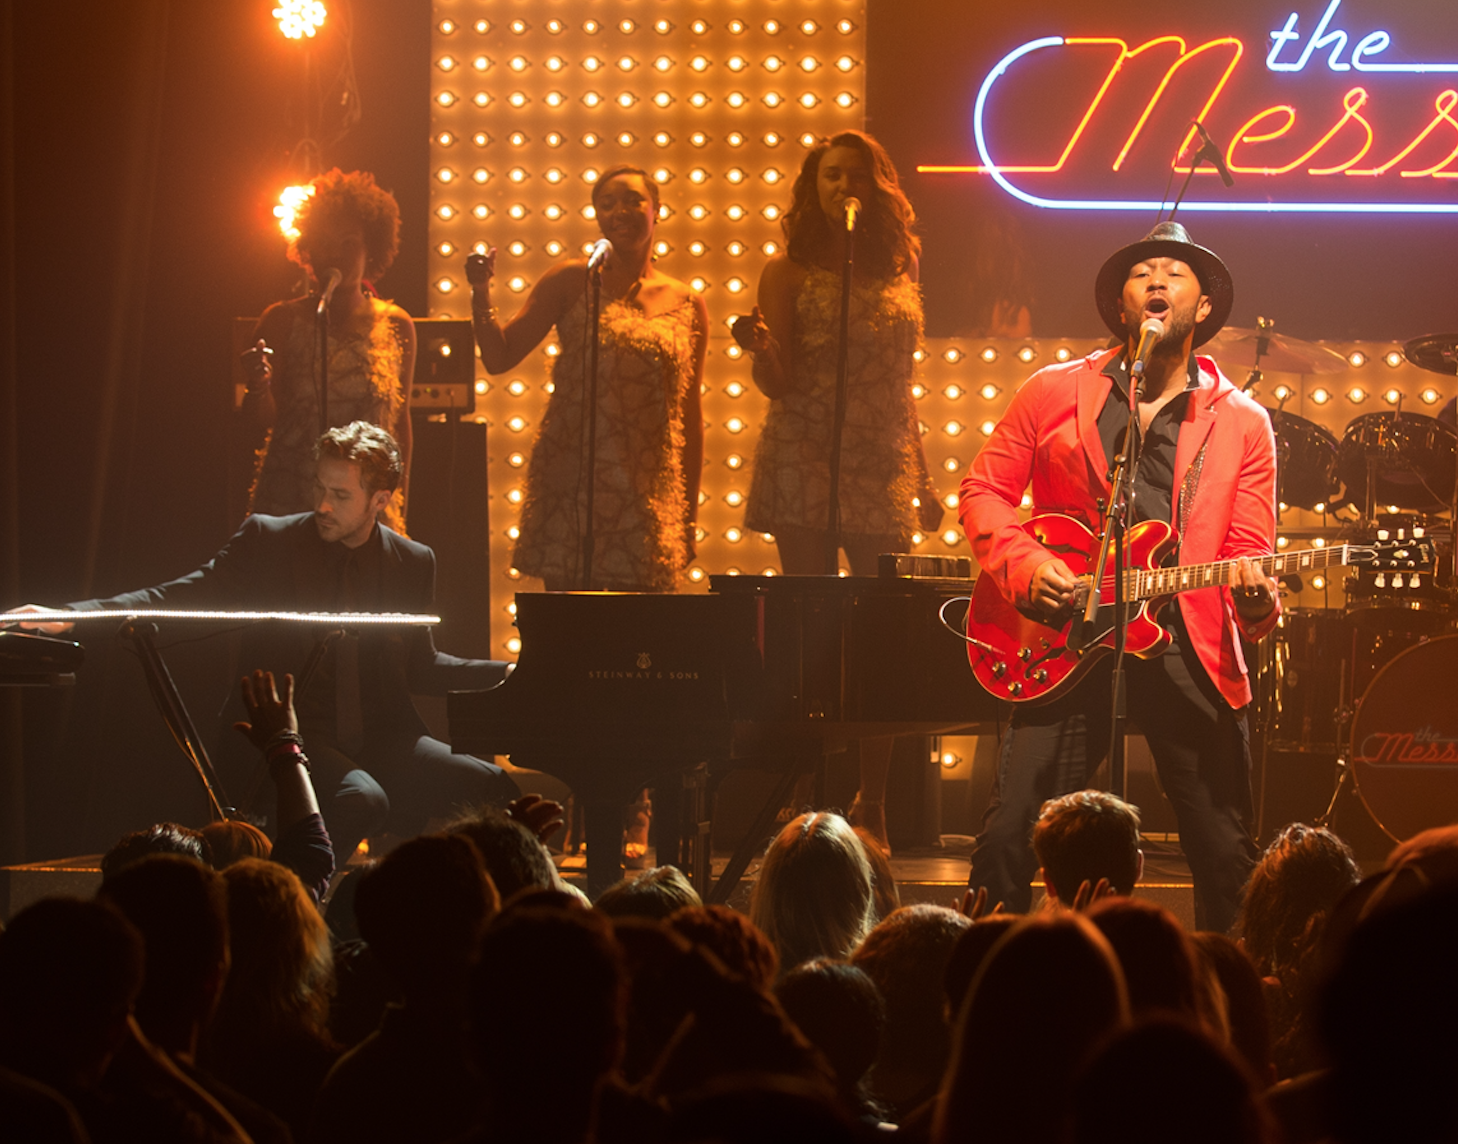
[1094,221,1233,348]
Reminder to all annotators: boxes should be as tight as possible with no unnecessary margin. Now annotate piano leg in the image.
[705,745,818,906]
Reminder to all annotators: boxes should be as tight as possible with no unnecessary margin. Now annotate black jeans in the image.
[967,609,1258,933]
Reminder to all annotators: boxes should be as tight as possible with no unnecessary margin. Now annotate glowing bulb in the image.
[799,56,821,72]
[688,204,708,221]
[507,241,528,257]
[616,93,638,108]
[507,379,527,396]
[1385,351,1403,368]
[837,19,857,33]
[725,204,746,220]
[654,19,673,34]
[728,55,749,72]
[943,457,961,473]
[436,241,454,257]
[690,277,708,293]
[943,348,963,363]
[834,92,858,108]
[435,204,456,220]
[1018,346,1036,363]
[472,92,491,108]
[726,241,745,256]
[724,168,744,184]
[507,167,526,183]
[471,167,490,184]
[688,240,707,255]
[763,131,782,147]
[762,92,783,108]
[435,277,455,293]
[1348,351,1366,367]
[726,454,744,469]
[582,56,602,72]
[544,56,563,72]
[691,19,709,35]
[509,19,527,34]
[581,92,602,108]
[476,132,494,147]
[544,168,564,184]
[507,276,528,293]
[437,56,458,72]
[690,55,710,72]
[475,18,492,33]
[980,384,1001,400]
[543,91,563,107]
[800,132,818,147]
[619,19,636,34]
[436,91,457,107]
[654,55,673,72]
[508,204,527,219]
[1311,388,1330,404]
[1420,388,1441,404]
[726,417,746,432]
[274,183,315,240]
[439,18,455,34]
[725,490,744,506]
[689,168,709,184]
[725,383,744,398]
[689,92,710,108]
[471,204,490,220]
[1055,347,1072,362]
[582,19,600,34]
[760,204,781,220]
[764,56,785,72]
[654,240,671,257]
[944,420,964,436]
[726,92,747,108]
[764,19,781,34]
[656,132,675,147]
[761,241,779,255]
[653,92,673,107]
[836,56,858,72]
[273,0,326,40]
[942,530,961,546]
[801,20,820,34]
[543,204,563,220]
[726,278,746,293]
[582,167,600,183]
[1273,384,1293,401]
[980,346,998,363]
[1347,386,1367,403]
[799,93,821,108]
[943,385,963,399]
[726,19,745,34]
[545,240,564,256]
[1383,388,1401,404]
[507,416,527,432]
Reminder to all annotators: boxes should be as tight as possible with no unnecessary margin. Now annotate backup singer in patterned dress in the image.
[241,169,417,534]
[735,130,942,854]
[469,165,708,592]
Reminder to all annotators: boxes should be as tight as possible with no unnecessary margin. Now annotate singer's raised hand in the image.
[240,339,274,391]
[465,248,496,286]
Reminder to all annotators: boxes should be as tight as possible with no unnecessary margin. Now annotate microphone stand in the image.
[316,280,333,435]
[1107,385,1141,801]
[824,212,856,574]
[580,260,605,590]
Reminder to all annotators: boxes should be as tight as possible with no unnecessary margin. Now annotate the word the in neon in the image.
[1267,0,1458,74]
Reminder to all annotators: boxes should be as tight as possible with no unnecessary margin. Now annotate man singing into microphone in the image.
[960,222,1280,932]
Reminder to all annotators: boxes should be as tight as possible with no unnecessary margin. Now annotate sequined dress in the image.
[248,297,408,532]
[514,292,697,590]
[746,267,934,538]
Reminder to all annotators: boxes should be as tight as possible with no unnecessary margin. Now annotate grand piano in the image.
[447,562,1004,899]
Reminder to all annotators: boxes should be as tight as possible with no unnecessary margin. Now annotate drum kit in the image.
[1209,323,1458,844]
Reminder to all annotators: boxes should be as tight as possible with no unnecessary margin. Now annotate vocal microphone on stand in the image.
[316,268,343,316]
[586,238,613,271]
[1192,121,1236,187]
[842,196,862,232]
[1130,316,1166,407]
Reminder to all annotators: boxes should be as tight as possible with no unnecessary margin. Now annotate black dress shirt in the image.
[1097,349,1201,526]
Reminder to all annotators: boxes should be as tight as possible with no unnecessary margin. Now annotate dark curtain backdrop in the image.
[2,0,428,862]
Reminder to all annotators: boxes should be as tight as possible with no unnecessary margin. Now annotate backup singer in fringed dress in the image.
[736,131,942,855]
[512,292,700,591]
[468,164,707,592]
[241,169,416,534]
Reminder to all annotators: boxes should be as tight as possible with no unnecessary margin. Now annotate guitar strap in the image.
[1177,440,1209,553]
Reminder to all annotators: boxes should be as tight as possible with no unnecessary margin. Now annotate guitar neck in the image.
[1130,545,1350,602]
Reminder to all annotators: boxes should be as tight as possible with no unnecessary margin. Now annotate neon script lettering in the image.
[923,4,1458,213]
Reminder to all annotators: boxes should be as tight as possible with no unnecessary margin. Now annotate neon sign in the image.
[920,1,1458,213]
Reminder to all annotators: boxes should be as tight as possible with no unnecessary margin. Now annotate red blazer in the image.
[959,347,1280,709]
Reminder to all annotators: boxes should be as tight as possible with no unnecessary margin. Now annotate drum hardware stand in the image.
[824,199,859,575]
[1315,657,1354,830]
[118,620,230,823]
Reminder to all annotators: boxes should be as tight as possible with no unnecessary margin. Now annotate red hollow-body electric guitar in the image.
[966,514,1433,704]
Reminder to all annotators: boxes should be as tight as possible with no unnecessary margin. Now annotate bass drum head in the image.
[1350,635,1458,843]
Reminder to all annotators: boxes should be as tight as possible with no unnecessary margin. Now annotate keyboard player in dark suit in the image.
[13,421,518,857]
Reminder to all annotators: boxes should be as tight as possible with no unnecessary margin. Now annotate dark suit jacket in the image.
[70,513,507,742]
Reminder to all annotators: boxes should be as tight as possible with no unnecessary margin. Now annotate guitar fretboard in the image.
[1120,545,1353,602]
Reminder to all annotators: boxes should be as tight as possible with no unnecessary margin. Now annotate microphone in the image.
[316,268,343,315]
[586,238,613,271]
[1130,317,1165,404]
[1193,121,1236,187]
[842,197,862,232]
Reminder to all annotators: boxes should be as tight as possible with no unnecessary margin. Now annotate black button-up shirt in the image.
[1096,350,1201,527]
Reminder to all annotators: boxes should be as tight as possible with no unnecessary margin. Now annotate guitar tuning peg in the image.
[1412,574,1422,588]
[1377,528,1390,541]
[1393,574,1405,589]
[1414,526,1425,538]
[1375,573,1386,588]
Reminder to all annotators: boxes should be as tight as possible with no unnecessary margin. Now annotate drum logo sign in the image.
[1357,728,1458,768]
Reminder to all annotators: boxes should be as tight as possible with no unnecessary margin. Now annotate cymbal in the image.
[1403,333,1458,376]
[1206,327,1351,374]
